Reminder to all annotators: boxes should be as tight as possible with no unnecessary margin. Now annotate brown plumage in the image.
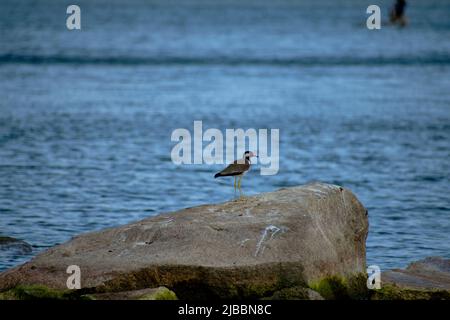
[214,159,250,178]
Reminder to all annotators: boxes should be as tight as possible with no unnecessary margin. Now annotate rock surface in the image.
[383,257,450,290]
[0,182,369,299]
[372,257,450,300]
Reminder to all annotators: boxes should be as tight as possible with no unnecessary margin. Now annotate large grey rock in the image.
[0,182,369,299]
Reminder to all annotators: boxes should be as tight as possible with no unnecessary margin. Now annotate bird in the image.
[214,151,257,193]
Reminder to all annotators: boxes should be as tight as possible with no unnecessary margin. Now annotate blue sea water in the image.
[0,0,449,272]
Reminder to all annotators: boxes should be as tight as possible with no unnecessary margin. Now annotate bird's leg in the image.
[234,176,237,192]
[238,176,244,197]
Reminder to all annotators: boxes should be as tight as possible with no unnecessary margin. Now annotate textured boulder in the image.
[0,182,369,299]
[372,257,450,300]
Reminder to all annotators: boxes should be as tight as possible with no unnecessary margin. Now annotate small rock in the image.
[372,257,450,300]
[383,257,450,291]
[0,236,32,254]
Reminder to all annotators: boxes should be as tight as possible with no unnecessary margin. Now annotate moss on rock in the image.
[139,287,177,300]
[309,273,368,300]
[309,276,349,299]
[0,284,86,300]
[370,284,450,300]
[82,286,178,300]
[263,286,323,300]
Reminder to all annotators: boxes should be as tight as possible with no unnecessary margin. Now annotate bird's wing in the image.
[217,161,249,176]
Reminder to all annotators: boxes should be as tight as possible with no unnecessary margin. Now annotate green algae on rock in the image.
[0,284,88,300]
[371,284,450,300]
[309,273,368,300]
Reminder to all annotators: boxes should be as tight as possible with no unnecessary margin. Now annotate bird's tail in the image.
[214,173,221,178]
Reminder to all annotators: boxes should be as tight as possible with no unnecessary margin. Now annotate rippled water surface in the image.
[0,0,449,271]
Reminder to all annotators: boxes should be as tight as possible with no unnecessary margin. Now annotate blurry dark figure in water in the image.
[390,0,407,27]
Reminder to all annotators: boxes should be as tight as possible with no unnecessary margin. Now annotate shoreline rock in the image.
[0,182,369,299]
[372,257,450,300]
